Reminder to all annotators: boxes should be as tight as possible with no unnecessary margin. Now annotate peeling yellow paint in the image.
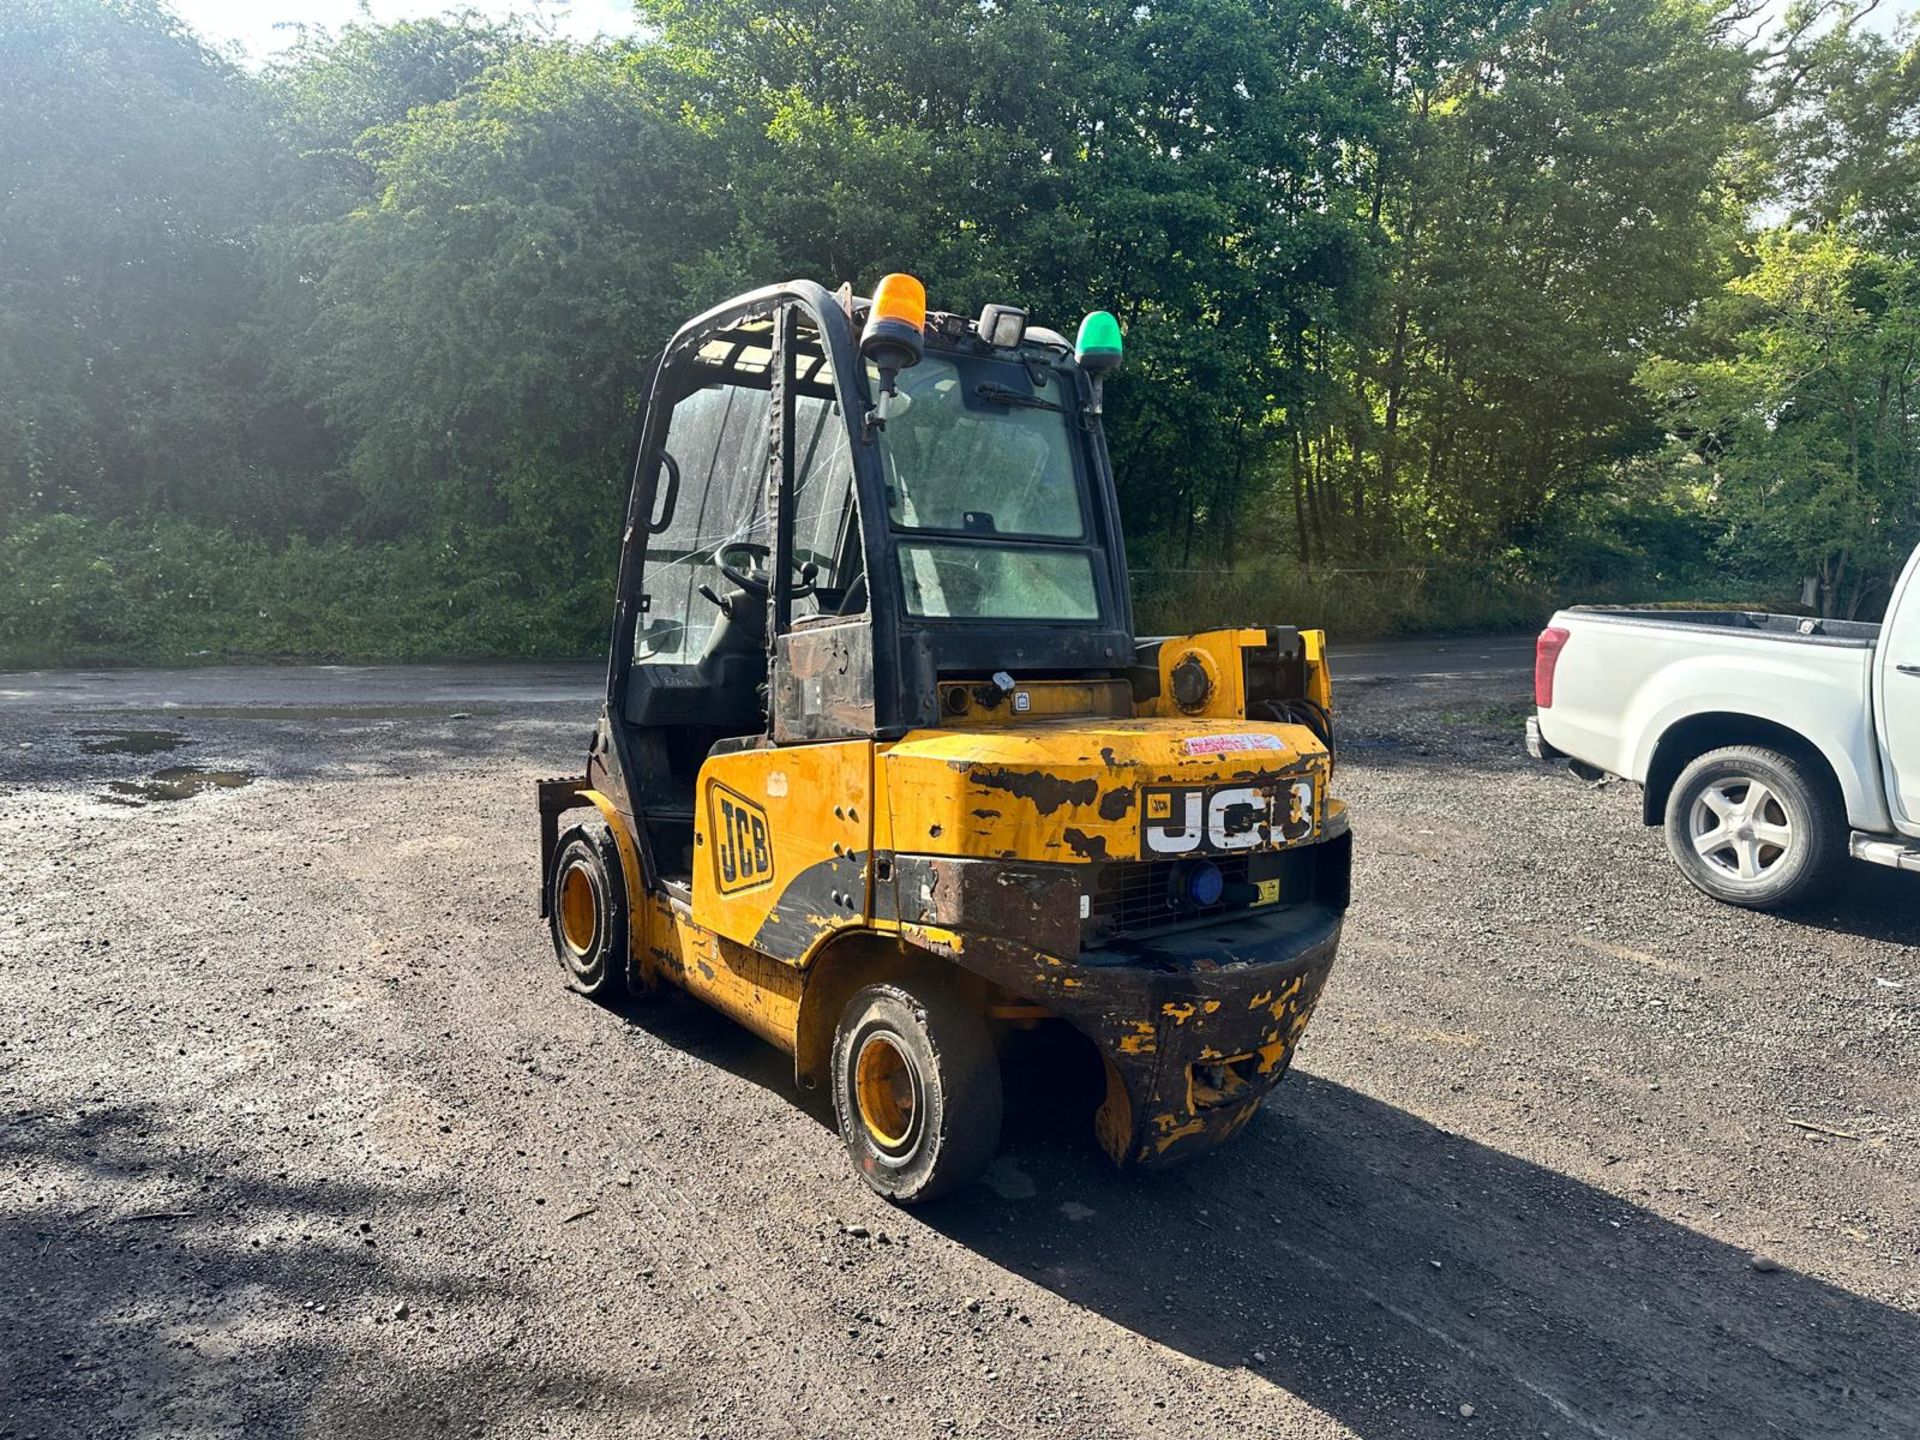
[1256,1039,1292,1075]
[1153,1117,1207,1152]
[554,624,1343,1187]
[1267,974,1305,1021]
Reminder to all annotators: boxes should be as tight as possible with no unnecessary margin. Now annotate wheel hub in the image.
[1690,776,1793,884]
[558,864,598,954]
[854,1034,920,1155]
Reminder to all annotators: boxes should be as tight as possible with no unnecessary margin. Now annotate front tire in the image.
[548,826,629,999]
[830,981,1001,1204]
[1664,745,1842,910]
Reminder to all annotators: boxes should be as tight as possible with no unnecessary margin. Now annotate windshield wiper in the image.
[974,383,1064,413]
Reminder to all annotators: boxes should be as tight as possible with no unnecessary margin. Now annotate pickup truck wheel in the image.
[548,826,630,1000]
[1664,746,1841,910]
[831,981,1001,1204]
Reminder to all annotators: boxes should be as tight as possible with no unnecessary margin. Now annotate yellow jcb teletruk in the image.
[538,275,1352,1202]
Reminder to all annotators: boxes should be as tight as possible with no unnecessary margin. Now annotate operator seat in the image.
[690,580,769,732]
[620,581,768,736]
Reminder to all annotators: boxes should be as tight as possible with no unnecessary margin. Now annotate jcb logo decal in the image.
[711,784,774,893]
[1143,781,1315,857]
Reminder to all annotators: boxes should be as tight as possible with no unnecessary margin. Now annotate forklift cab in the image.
[610,279,1134,891]
[540,276,1351,1203]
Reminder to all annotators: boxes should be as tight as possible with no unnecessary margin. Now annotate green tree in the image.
[1285,0,1756,562]
[0,0,279,530]
[274,38,725,618]
[1639,227,1920,616]
[266,14,522,217]
[1764,4,1920,247]
[638,0,1388,559]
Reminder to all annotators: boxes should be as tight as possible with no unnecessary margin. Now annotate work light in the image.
[1178,860,1225,908]
[976,303,1027,349]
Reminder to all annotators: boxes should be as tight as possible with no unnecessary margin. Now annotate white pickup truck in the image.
[1527,542,1920,909]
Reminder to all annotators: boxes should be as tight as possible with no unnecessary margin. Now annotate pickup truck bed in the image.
[1537,608,1881,830]
[1564,607,1881,646]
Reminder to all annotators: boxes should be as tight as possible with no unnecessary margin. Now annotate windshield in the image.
[874,352,1101,621]
[875,355,1084,539]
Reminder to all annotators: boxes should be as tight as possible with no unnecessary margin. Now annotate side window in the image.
[636,381,771,664]
[789,391,864,621]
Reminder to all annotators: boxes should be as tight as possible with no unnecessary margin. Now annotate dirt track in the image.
[1,661,1915,1439]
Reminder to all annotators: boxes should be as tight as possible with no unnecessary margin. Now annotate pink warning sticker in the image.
[1182,733,1287,755]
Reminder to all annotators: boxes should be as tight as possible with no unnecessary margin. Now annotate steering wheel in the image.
[716,540,819,600]
[718,541,773,598]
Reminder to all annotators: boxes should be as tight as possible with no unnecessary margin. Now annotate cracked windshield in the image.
[875,355,1100,621]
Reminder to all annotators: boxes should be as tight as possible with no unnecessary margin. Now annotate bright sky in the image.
[173,0,1907,66]
[171,0,643,63]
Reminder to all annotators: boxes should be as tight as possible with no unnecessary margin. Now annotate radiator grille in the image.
[1087,856,1253,936]
[1083,844,1325,941]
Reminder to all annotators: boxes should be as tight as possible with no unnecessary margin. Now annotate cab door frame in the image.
[767,299,884,744]
[688,297,877,957]
[602,282,878,895]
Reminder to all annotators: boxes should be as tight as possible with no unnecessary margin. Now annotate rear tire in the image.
[548,826,630,999]
[831,981,1000,1204]
[1664,745,1842,910]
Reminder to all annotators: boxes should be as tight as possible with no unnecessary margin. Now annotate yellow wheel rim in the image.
[558,863,598,955]
[854,1033,918,1152]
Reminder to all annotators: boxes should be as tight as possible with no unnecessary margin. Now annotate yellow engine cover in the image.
[879,717,1332,866]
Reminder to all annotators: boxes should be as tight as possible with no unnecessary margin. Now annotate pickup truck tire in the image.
[1663,745,1842,909]
[831,981,1001,1204]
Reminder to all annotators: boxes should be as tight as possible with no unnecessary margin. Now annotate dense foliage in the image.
[1,0,1915,664]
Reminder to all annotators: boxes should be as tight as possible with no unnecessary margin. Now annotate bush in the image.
[1131,550,1554,641]
[0,511,1808,671]
[0,515,612,667]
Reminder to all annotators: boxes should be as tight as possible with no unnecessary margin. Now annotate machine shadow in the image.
[924,1072,1920,1440]
[1788,859,1920,946]
[612,983,830,1118]
[599,991,1918,1437]
[0,1103,643,1440]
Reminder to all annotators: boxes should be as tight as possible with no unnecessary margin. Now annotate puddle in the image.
[75,728,193,757]
[100,766,254,805]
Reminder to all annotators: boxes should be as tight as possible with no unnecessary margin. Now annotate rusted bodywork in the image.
[885,821,1348,1166]
[540,660,1352,1167]
[539,278,1354,1184]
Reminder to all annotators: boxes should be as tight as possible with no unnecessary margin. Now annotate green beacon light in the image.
[1075,310,1123,415]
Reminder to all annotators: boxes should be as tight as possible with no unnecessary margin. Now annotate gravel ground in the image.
[1,663,1915,1440]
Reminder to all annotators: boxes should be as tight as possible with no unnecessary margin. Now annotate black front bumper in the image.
[1074,903,1343,1167]
[889,832,1350,1169]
